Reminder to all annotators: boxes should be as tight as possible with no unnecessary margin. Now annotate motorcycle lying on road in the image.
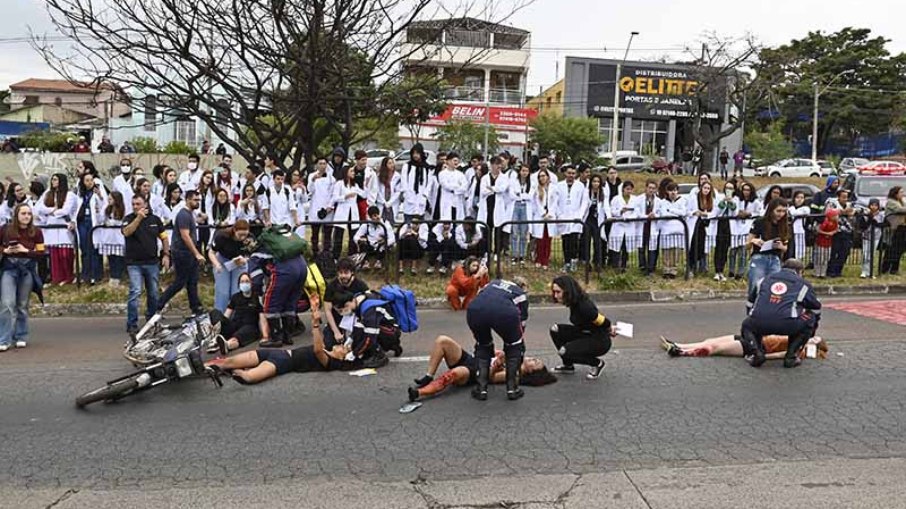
[75,313,224,408]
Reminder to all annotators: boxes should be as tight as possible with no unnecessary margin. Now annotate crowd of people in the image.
[0,141,901,355]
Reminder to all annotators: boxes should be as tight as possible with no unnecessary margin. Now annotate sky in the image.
[3,0,906,93]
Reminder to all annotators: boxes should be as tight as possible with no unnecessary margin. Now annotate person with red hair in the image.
[444,257,488,311]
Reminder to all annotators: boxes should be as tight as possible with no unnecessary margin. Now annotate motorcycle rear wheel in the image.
[75,378,139,408]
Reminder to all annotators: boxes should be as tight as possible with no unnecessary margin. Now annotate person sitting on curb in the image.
[660,334,828,361]
[208,272,269,353]
[445,256,489,311]
[206,299,351,384]
[408,335,556,402]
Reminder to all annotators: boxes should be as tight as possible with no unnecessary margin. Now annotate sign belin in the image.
[427,104,538,128]
[586,63,724,122]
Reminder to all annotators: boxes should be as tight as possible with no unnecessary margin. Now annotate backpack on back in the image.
[257,225,308,262]
[377,284,418,333]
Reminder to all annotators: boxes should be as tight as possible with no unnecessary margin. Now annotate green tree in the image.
[130,137,160,153]
[18,130,71,152]
[746,123,794,164]
[433,119,499,155]
[162,141,193,155]
[530,115,603,163]
[754,28,906,154]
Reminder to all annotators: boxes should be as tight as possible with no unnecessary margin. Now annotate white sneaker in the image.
[373,260,382,269]
[0,344,9,352]
[860,273,868,279]
[426,266,435,274]
[15,341,26,349]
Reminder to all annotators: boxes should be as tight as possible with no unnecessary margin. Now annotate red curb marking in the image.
[824,300,906,326]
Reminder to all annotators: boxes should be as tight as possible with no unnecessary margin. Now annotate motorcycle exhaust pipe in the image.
[135,313,162,341]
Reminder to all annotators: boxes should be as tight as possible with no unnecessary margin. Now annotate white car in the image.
[755,158,823,178]
[364,149,396,170]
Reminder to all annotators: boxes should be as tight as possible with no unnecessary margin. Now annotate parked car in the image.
[613,155,648,172]
[856,161,906,176]
[364,149,396,169]
[755,158,822,178]
[756,183,821,206]
[839,157,870,175]
[816,160,836,176]
[677,183,697,196]
[842,173,906,209]
[394,149,437,168]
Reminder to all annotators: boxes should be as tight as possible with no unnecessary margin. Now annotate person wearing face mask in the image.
[209,220,254,312]
[208,272,269,353]
[177,153,203,192]
[112,158,134,198]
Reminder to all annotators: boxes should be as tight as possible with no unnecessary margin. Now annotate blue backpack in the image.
[374,285,418,333]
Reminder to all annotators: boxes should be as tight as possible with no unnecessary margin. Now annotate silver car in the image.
[839,157,870,175]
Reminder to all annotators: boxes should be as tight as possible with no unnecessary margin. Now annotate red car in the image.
[857,161,906,175]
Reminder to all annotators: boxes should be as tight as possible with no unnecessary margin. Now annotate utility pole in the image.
[610,31,639,160]
[812,69,854,163]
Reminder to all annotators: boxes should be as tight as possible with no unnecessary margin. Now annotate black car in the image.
[756,183,821,206]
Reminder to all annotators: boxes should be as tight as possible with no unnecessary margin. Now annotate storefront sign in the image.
[427,104,538,128]
[586,63,725,122]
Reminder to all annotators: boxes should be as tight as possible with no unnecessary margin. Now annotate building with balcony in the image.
[398,18,535,157]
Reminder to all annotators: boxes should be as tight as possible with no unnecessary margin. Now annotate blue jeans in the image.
[747,254,781,296]
[0,260,34,346]
[158,251,202,313]
[127,264,160,330]
[510,202,529,260]
[78,218,103,282]
[213,253,242,312]
[729,247,747,276]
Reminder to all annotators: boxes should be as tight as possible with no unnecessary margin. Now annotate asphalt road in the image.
[1,297,905,501]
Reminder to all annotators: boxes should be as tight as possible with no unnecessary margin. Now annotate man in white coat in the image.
[477,155,515,258]
[177,153,203,192]
[437,152,468,221]
[262,169,298,228]
[400,143,434,222]
[634,179,661,276]
[308,157,336,254]
[553,165,588,272]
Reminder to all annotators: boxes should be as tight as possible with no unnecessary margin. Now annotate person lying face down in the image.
[660,334,828,360]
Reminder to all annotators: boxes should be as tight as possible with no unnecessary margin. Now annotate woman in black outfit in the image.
[549,275,616,380]
[208,272,268,353]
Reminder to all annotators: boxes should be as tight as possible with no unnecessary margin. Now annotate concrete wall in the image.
[0,152,251,185]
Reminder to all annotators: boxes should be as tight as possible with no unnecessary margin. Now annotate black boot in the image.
[281,316,295,345]
[784,333,809,368]
[471,357,490,401]
[742,328,765,367]
[260,318,283,348]
[505,355,524,400]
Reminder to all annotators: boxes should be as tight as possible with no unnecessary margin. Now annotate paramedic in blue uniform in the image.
[247,252,307,348]
[466,276,530,401]
[741,258,821,368]
[332,291,403,367]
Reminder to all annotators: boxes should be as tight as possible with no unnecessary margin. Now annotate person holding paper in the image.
[660,334,828,361]
[745,198,790,297]
[208,219,254,312]
[206,298,352,384]
[549,275,616,380]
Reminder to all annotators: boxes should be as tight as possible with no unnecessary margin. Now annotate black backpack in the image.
[315,250,338,280]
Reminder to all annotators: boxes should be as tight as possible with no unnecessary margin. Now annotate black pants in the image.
[467,298,524,361]
[494,227,510,255]
[580,216,604,267]
[331,224,358,256]
[158,251,202,313]
[562,233,581,263]
[311,224,333,254]
[210,309,261,347]
[827,233,852,277]
[740,315,817,356]
[881,226,906,274]
[357,241,386,263]
[428,237,456,267]
[609,240,629,269]
[714,219,731,274]
[550,324,611,367]
[638,226,659,273]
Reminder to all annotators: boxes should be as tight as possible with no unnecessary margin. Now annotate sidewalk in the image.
[8,457,905,508]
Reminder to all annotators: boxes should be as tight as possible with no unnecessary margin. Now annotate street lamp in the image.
[610,31,639,159]
[812,69,855,163]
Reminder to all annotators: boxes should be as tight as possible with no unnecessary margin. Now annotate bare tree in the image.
[34,0,530,169]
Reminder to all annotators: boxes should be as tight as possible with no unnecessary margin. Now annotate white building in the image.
[109,93,234,153]
[398,18,535,158]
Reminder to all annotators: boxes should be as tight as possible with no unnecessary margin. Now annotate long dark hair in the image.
[763,185,783,208]
[378,157,394,186]
[5,181,24,208]
[521,364,558,387]
[134,177,150,198]
[588,174,604,201]
[44,173,69,207]
[165,183,182,207]
[7,203,36,238]
[763,198,791,242]
[241,184,258,214]
[105,191,126,220]
[552,275,587,307]
[697,182,714,212]
[212,188,231,222]
[738,182,756,204]
[888,186,903,201]
[78,172,96,197]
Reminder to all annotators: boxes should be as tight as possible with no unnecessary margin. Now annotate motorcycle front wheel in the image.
[75,378,140,408]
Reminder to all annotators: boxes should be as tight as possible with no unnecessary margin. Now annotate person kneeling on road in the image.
[208,272,269,353]
[332,290,403,368]
[206,300,351,384]
[660,334,828,361]
[445,256,489,311]
[408,335,555,402]
[247,251,307,348]
[466,276,530,401]
[741,258,821,368]
[549,275,615,380]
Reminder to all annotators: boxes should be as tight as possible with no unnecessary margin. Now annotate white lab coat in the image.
[91,201,126,256]
[608,194,640,251]
[530,186,558,239]
[633,194,661,252]
[34,191,78,246]
[400,163,434,218]
[730,198,763,248]
[584,192,610,242]
[553,180,588,236]
[656,196,688,249]
[308,172,336,224]
[262,185,296,226]
[353,219,396,247]
[374,172,402,221]
[332,181,365,223]
[177,169,202,193]
[477,172,516,233]
[437,168,468,221]
[455,223,484,250]
[686,195,717,252]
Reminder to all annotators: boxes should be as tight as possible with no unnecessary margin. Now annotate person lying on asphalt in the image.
[206,300,351,384]
[660,334,828,360]
[407,335,556,402]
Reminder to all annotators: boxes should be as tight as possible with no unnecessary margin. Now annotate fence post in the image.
[870,223,876,279]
